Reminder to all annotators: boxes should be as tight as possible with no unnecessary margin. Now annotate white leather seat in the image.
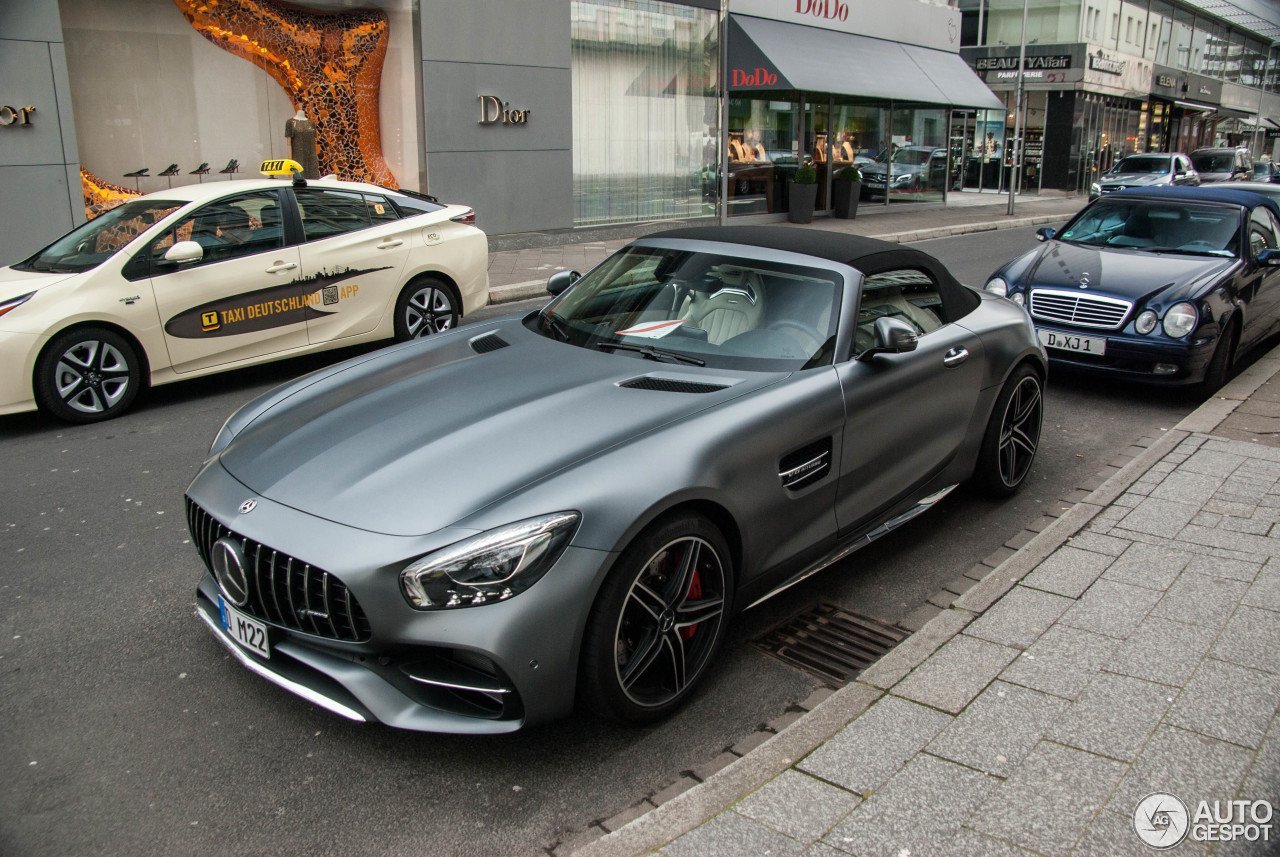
[685,269,765,345]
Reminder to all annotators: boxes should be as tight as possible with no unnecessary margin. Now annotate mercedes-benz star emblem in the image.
[239,498,257,514]
[1079,272,1091,288]
[211,536,251,607]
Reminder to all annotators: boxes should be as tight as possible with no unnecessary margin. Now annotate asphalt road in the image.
[0,225,1199,857]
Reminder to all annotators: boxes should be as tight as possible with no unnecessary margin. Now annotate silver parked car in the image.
[185,227,1047,733]
[1089,152,1199,200]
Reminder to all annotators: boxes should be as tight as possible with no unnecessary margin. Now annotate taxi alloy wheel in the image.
[395,277,459,340]
[36,327,142,423]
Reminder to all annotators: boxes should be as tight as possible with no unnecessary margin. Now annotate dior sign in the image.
[478,95,529,126]
[0,105,35,126]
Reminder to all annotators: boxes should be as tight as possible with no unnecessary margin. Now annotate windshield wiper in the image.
[1138,247,1233,257]
[539,310,572,342]
[595,340,706,366]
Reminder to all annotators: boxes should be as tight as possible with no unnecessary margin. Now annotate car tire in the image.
[1200,320,1238,395]
[393,277,459,341]
[34,327,142,423]
[974,364,1043,497]
[578,512,732,724]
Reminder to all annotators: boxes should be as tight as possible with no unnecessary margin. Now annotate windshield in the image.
[1111,155,1173,174]
[879,148,933,167]
[14,199,184,273]
[532,246,844,370]
[1058,198,1241,257]
[1192,152,1235,173]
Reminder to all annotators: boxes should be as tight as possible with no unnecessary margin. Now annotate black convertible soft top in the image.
[650,225,982,321]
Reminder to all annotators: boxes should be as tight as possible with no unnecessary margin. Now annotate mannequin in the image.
[284,109,320,179]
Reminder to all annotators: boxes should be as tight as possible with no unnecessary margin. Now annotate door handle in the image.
[377,239,404,249]
[266,261,297,274]
[943,347,969,367]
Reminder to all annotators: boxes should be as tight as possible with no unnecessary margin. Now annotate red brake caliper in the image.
[680,569,702,640]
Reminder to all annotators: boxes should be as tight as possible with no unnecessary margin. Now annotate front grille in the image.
[1029,289,1131,330]
[186,498,372,642]
[619,376,729,394]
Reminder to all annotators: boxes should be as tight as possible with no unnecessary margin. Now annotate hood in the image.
[219,320,779,536]
[1098,173,1171,188]
[0,265,78,301]
[860,162,923,178]
[1026,241,1234,302]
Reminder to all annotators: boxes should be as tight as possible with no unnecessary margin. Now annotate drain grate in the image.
[753,602,910,685]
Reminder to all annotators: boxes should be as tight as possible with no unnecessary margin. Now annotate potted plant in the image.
[788,161,818,224]
[833,164,861,219]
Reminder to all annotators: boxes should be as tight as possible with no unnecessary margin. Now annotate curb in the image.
[571,346,1280,857]
[489,209,1076,306]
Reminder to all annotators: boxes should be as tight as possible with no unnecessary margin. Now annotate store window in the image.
[570,0,720,226]
[727,95,799,217]
[984,0,1082,48]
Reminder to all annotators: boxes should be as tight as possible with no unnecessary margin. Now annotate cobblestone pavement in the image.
[573,351,1280,856]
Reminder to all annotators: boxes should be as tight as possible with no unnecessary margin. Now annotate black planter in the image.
[788,181,817,224]
[833,180,861,219]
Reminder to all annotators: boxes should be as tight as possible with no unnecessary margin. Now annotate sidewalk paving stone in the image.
[968,741,1126,857]
[1185,553,1263,582]
[1149,572,1249,628]
[1073,810,1209,857]
[963,585,1073,650]
[998,624,1119,700]
[1109,725,1254,815]
[1020,545,1114,599]
[1176,523,1280,558]
[797,695,951,795]
[660,808,803,857]
[941,829,1040,857]
[822,754,997,857]
[1165,658,1280,749]
[733,770,861,844]
[1243,561,1280,610]
[1105,615,1219,686]
[1057,578,1162,640]
[925,681,1068,777]
[1210,606,1280,674]
[1114,496,1201,539]
[1149,471,1225,505]
[892,634,1020,714]
[1180,447,1248,477]
[1063,531,1131,556]
[1046,672,1173,763]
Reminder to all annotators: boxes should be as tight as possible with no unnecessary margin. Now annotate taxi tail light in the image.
[450,209,476,226]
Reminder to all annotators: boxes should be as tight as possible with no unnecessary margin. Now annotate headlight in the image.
[1135,309,1159,335]
[400,512,580,610]
[1090,182,1101,196]
[0,291,35,320]
[1010,292,1025,306]
[1163,302,1198,338]
[985,277,1009,297]
[209,412,238,456]
[892,173,912,186]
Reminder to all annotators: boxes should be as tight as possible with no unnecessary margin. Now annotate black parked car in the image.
[985,186,1280,391]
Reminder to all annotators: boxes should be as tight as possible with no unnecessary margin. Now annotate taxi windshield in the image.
[14,199,183,274]
[530,245,844,371]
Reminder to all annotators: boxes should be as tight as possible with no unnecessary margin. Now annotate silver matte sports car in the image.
[185,227,1047,733]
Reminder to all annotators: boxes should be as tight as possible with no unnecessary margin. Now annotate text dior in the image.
[733,68,778,87]
[478,95,529,126]
[796,0,848,22]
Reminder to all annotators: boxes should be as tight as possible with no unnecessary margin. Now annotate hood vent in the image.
[619,376,729,394]
[470,332,510,354]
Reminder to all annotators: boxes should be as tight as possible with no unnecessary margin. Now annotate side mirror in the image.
[1258,249,1280,267]
[1035,226,1056,242]
[164,240,204,264]
[859,317,919,360]
[547,269,580,296]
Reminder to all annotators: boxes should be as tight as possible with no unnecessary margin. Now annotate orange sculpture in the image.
[81,169,141,220]
[172,0,396,186]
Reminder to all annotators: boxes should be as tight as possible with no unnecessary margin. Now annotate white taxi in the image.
[0,160,489,422]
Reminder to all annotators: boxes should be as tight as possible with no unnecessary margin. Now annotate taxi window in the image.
[294,188,371,241]
[148,190,284,270]
[364,193,400,226]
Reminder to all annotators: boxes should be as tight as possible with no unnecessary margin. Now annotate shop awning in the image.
[729,15,1002,110]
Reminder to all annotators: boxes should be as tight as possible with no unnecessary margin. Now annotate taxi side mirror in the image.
[164,241,204,265]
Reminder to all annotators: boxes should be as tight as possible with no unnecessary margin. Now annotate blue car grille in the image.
[1029,289,1131,330]
[185,497,372,643]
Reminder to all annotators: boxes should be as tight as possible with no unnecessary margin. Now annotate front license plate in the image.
[1038,328,1107,356]
[219,596,270,659]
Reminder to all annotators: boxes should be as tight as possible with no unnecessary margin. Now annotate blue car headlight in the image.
[400,512,580,610]
[1163,302,1198,339]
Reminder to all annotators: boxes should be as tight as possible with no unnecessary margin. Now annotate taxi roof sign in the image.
[260,158,304,177]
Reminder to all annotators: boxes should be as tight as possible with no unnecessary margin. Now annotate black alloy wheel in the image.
[976,364,1043,497]
[394,277,459,340]
[1200,320,1238,395]
[579,513,731,723]
[35,327,142,423]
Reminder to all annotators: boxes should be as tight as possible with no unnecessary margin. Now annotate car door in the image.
[147,189,307,374]
[290,186,413,344]
[1240,205,1280,349]
[832,268,986,535]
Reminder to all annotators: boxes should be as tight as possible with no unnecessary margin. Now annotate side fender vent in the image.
[470,333,509,354]
[619,377,729,394]
[779,438,832,491]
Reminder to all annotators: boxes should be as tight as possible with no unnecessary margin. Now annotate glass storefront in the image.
[726,93,799,216]
[570,0,720,226]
